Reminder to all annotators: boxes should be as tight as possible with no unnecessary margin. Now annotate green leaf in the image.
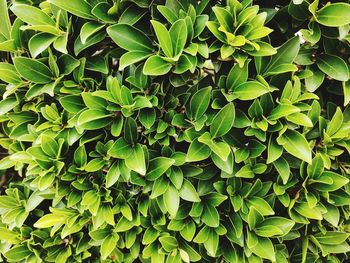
[59,95,85,113]
[151,20,173,57]
[247,196,275,216]
[29,33,57,58]
[139,108,156,129]
[294,202,323,220]
[307,153,324,179]
[4,245,32,261]
[0,0,11,39]
[74,145,87,168]
[315,3,350,27]
[124,144,146,175]
[186,139,211,162]
[119,51,152,70]
[250,237,276,262]
[0,62,22,84]
[118,6,147,25]
[206,21,226,42]
[212,6,233,32]
[106,161,120,188]
[286,112,313,127]
[277,129,312,164]
[108,138,133,159]
[85,159,105,172]
[179,179,201,202]
[147,157,175,180]
[13,57,53,83]
[202,204,220,227]
[273,157,290,184]
[21,24,61,36]
[34,214,67,228]
[211,150,234,174]
[254,225,283,237]
[246,42,277,56]
[323,204,340,227]
[143,55,172,76]
[267,135,283,164]
[124,117,138,145]
[316,54,349,82]
[315,231,350,245]
[263,36,300,74]
[189,86,212,120]
[74,30,106,56]
[226,60,249,90]
[327,107,343,136]
[150,176,169,199]
[159,236,178,252]
[305,66,325,92]
[256,217,295,237]
[48,0,94,19]
[101,233,119,260]
[107,24,153,52]
[164,185,180,218]
[157,6,178,24]
[234,81,270,100]
[0,227,20,243]
[10,4,56,26]
[169,19,187,56]
[180,221,196,242]
[78,109,112,130]
[41,135,59,158]
[267,103,300,121]
[210,103,235,138]
[204,229,219,257]
[80,22,105,44]
[311,172,349,192]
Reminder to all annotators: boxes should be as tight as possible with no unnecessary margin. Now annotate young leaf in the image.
[151,20,173,57]
[169,19,187,56]
[34,214,67,228]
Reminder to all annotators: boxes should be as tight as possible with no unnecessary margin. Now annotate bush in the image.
[0,0,350,262]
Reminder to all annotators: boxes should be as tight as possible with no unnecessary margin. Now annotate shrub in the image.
[0,0,350,262]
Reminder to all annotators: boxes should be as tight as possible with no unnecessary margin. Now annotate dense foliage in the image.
[0,0,350,262]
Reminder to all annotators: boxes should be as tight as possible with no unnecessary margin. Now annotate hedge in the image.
[0,0,350,262]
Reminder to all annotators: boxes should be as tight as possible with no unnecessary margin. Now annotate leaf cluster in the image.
[0,0,350,262]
